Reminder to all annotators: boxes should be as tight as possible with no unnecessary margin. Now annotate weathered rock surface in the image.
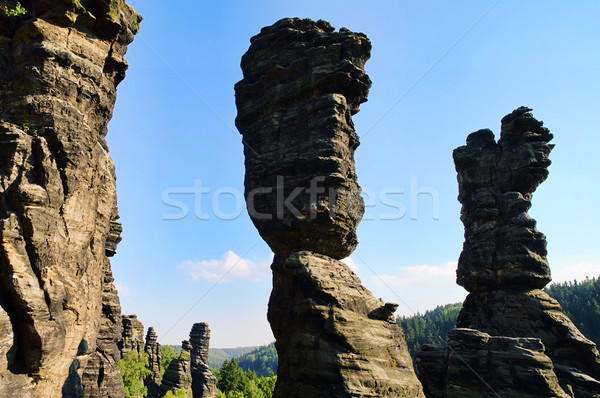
[119,314,145,357]
[269,251,424,397]
[235,17,369,260]
[190,323,218,398]
[144,327,161,398]
[236,18,423,397]
[161,340,193,398]
[0,1,140,397]
[416,107,600,397]
[418,328,571,398]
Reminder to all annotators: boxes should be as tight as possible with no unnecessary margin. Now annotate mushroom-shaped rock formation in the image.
[235,17,424,398]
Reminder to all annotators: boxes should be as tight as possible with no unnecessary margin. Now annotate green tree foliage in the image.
[216,358,276,398]
[397,303,462,357]
[236,343,277,377]
[117,351,153,398]
[1,1,26,16]
[545,276,600,346]
[163,389,187,398]
[160,345,178,379]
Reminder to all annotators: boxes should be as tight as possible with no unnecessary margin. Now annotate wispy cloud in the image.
[374,261,458,287]
[366,261,466,316]
[180,250,270,283]
[341,257,358,271]
[551,261,600,284]
[114,282,130,296]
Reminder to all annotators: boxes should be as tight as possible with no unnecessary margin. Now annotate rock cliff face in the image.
[0,1,140,397]
[119,314,145,357]
[161,340,193,397]
[144,327,161,398]
[416,107,600,397]
[189,323,218,398]
[235,18,424,397]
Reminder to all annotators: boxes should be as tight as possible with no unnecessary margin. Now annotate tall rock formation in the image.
[144,327,162,398]
[189,323,218,398]
[161,340,193,398]
[119,314,145,357]
[416,107,600,397]
[235,18,424,397]
[0,1,140,397]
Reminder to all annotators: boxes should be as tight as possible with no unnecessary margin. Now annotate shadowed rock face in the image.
[453,106,554,290]
[236,17,424,397]
[119,314,145,357]
[235,17,369,260]
[416,107,600,398]
[0,1,140,397]
[190,323,218,398]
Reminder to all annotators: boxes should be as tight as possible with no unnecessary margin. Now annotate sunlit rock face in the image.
[416,107,600,398]
[236,17,424,398]
[0,1,140,396]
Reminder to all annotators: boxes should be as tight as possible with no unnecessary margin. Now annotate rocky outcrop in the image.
[161,340,193,398]
[418,328,572,398]
[235,18,424,397]
[190,323,218,398]
[416,107,600,397]
[144,327,161,398]
[0,1,140,397]
[119,314,145,357]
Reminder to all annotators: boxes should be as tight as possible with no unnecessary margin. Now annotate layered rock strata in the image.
[0,1,140,397]
[235,18,423,397]
[161,340,193,397]
[190,323,218,398]
[416,107,600,397]
[144,327,162,398]
[119,314,145,357]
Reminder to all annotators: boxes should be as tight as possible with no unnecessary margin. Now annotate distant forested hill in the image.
[396,303,462,357]
[545,276,600,346]
[396,276,600,358]
[208,346,259,369]
[235,343,278,377]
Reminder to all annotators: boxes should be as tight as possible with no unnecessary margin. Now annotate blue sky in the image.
[107,1,600,347]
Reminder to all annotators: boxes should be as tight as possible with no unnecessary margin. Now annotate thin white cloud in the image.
[340,257,358,271]
[551,261,600,284]
[114,282,130,296]
[180,250,270,283]
[366,261,466,316]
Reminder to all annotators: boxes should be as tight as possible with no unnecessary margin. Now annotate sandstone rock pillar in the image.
[416,107,600,397]
[161,340,193,397]
[0,1,140,397]
[144,327,162,398]
[190,323,218,398]
[235,18,424,398]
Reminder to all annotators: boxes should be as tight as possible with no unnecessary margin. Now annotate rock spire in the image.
[235,17,424,397]
[190,323,218,398]
[144,327,162,398]
[416,107,600,397]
